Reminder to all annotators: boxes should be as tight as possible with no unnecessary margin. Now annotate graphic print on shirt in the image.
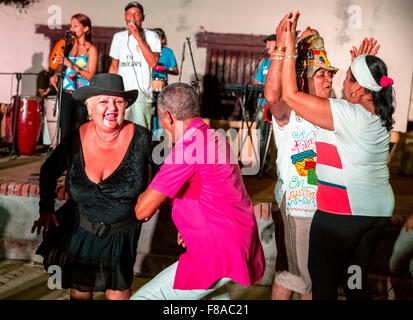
[286,116,318,216]
[120,53,142,68]
[315,132,352,215]
[63,54,90,90]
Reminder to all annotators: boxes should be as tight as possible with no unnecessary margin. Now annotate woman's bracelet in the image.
[285,53,298,59]
[274,46,286,52]
[271,52,285,60]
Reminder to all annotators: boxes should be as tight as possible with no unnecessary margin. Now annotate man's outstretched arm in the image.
[135,188,167,221]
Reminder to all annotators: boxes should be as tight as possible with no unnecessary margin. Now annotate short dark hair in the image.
[153,28,166,40]
[125,1,144,14]
[157,83,200,121]
[264,34,276,42]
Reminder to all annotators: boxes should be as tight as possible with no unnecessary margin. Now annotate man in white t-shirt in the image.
[264,15,338,300]
[109,1,161,128]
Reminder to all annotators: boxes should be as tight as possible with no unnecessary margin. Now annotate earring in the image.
[88,114,92,121]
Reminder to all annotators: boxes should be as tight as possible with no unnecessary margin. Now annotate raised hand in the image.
[276,12,293,49]
[290,11,300,30]
[285,11,300,54]
[350,37,380,61]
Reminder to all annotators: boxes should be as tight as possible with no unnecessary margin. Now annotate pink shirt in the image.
[149,118,265,290]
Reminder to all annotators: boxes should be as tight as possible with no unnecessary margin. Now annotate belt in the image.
[77,214,139,239]
[64,90,74,94]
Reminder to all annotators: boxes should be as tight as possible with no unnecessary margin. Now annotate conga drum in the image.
[15,96,43,155]
[44,96,59,149]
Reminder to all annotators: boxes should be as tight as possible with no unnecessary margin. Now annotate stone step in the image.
[0,261,48,300]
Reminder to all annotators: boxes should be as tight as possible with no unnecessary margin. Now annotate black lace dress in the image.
[36,124,159,292]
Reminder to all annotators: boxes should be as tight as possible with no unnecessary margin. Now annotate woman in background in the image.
[50,13,98,141]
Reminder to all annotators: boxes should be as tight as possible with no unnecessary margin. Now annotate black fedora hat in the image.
[72,73,138,107]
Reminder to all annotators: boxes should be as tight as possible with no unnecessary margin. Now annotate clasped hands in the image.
[275,11,380,60]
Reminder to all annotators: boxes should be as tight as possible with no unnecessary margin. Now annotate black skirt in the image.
[36,199,141,292]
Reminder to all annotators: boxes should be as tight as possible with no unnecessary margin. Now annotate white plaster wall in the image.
[1,0,412,130]
[409,79,413,122]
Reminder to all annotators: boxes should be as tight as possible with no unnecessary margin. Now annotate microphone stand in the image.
[185,37,200,93]
[10,72,22,155]
[246,47,268,120]
[251,48,271,178]
[178,41,185,82]
[52,31,72,152]
[238,49,267,170]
